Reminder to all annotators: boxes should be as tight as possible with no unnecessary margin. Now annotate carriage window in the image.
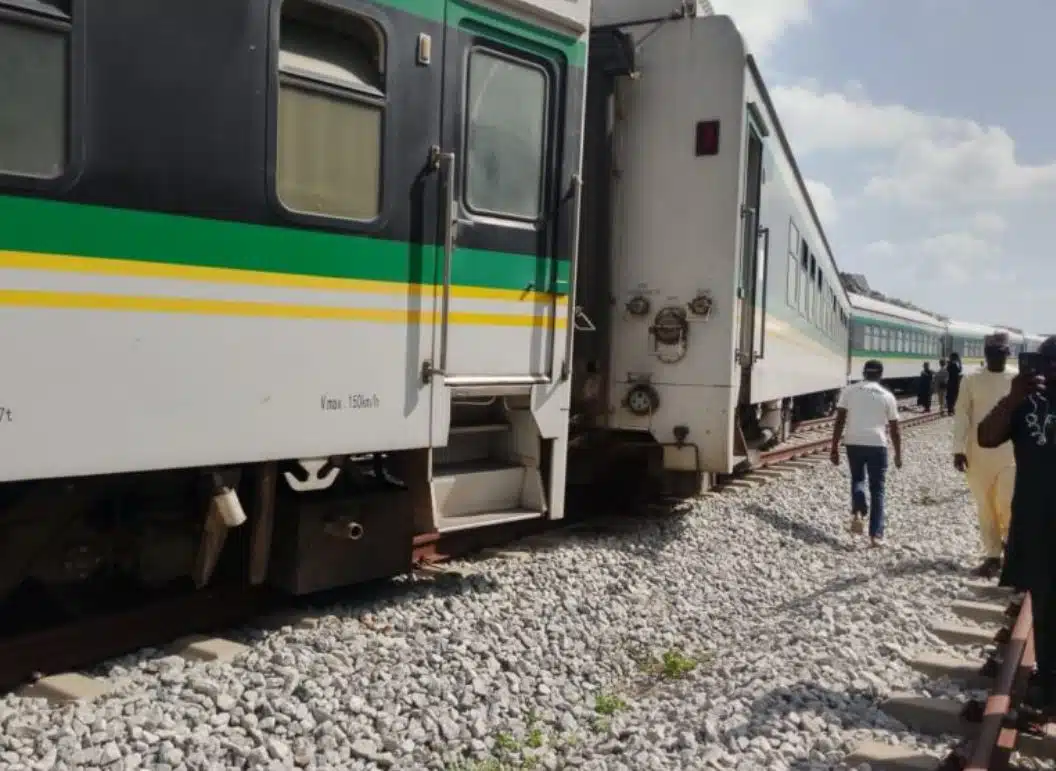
[276,0,384,220]
[465,50,548,220]
[0,8,69,179]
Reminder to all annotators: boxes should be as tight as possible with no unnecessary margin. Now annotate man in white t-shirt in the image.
[830,360,903,547]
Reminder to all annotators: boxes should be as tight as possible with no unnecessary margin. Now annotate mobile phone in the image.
[1019,351,1042,376]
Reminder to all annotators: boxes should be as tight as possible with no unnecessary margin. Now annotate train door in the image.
[431,1,566,386]
[736,114,767,395]
[751,151,771,362]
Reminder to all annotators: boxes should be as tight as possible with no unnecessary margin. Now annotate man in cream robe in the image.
[952,331,1016,578]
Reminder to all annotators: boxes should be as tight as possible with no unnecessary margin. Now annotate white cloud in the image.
[702,3,1052,331]
[916,231,994,257]
[708,0,811,58]
[805,178,838,228]
[771,83,1056,211]
[861,231,1002,289]
[971,212,1007,235]
[861,240,896,259]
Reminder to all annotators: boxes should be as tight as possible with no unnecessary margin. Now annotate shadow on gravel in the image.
[742,504,855,552]
[775,556,964,616]
[716,680,887,770]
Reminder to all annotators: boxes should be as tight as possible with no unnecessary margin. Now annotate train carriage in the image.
[848,293,946,390]
[0,0,589,605]
[571,10,851,491]
[0,0,1042,639]
[1024,333,1047,353]
[946,319,995,373]
[994,326,1025,374]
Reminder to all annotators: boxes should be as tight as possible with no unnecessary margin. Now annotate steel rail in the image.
[965,592,1034,771]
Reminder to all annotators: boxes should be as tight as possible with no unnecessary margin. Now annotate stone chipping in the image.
[2,419,1047,770]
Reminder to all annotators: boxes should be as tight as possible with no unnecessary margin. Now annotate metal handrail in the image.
[434,148,457,380]
[965,592,1033,771]
[560,172,583,382]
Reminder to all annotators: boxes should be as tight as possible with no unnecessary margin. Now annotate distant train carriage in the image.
[571,12,851,492]
[1023,332,1046,354]
[848,293,946,391]
[1002,329,1025,358]
[945,320,994,373]
[994,327,1025,374]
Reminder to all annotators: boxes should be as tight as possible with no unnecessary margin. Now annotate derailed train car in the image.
[0,0,1031,623]
[0,0,589,613]
[571,9,852,493]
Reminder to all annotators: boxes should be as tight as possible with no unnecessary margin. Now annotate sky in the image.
[708,0,1056,333]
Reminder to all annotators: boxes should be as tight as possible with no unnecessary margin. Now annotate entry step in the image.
[432,458,547,523]
[448,422,510,436]
[437,508,544,534]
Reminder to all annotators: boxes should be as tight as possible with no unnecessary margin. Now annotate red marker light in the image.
[695,120,720,156]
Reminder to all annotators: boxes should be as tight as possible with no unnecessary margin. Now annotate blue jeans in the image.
[846,445,888,538]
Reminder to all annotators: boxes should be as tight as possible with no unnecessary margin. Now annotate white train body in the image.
[575,14,850,479]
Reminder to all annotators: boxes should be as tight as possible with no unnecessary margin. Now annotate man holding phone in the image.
[978,336,1056,715]
[952,331,1016,579]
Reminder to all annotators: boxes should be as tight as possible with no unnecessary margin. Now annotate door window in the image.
[464,49,548,220]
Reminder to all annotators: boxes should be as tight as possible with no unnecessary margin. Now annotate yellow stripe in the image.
[0,289,568,329]
[0,250,552,303]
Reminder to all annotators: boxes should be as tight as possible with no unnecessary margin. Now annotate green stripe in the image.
[850,313,944,335]
[0,195,570,295]
[376,0,586,67]
[850,350,938,361]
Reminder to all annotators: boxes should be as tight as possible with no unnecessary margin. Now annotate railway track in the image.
[0,409,948,703]
[717,400,943,481]
[791,396,921,435]
[846,585,1056,770]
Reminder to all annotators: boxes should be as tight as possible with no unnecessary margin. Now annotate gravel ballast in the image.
[0,419,1033,770]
